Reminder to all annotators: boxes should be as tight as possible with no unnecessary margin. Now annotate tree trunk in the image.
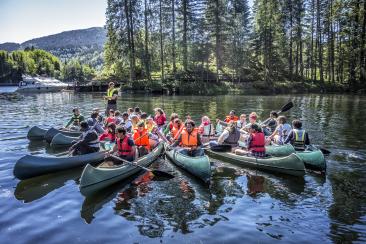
[172,0,176,77]
[182,0,188,72]
[144,0,151,80]
[316,0,324,84]
[129,0,136,80]
[360,0,366,84]
[159,0,164,81]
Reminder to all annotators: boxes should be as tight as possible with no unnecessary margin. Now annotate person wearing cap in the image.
[69,121,100,156]
[170,120,203,157]
[146,116,157,133]
[65,107,85,130]
[133,121,151,155]
[104,81,119,116]
[235,123,266,157]
[106,126,136,162]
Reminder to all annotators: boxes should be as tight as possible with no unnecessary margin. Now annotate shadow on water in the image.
[28,140,68,155]
[14,168,82,203]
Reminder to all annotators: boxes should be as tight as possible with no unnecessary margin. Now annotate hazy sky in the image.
[0,0,107,43]
[0,0,254,44]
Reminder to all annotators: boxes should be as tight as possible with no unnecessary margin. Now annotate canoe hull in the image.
[50,133,78,148]
[45,127,81,143]
[79,143,164,196]
[297,149,326,172]
[14,151,105,180]
[165,144,211,184]
[27,126,48,140]
[205,149,305,177]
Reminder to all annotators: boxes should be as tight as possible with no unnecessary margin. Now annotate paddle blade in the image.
[278,101,294,114]
[319,147,331,155]
[151,170,175,179]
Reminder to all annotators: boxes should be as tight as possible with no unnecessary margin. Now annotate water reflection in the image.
[14,168,82,203]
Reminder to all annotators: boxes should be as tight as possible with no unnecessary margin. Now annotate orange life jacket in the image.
[249,132,265,153]
[224,115,239,123]
[117,135,133,156]
[181,128,199,148]
[171,125,184,140]
[133,128,150,150]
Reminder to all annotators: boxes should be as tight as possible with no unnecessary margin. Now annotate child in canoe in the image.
[284,119,310,150]
[65,107,85,131]
[235,123,266,157]
[105,126,136,163]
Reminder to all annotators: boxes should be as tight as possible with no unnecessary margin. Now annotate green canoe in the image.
[27,126,48,140]
[50,133,78,148]
[267,143,326,172]
[79,143,164,196]
[45,127,81,143]
[204,149,305,177]
[164,143,211,184]
[297,149,326,172]
[14,151,106,180]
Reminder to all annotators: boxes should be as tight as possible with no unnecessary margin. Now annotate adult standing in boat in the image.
[106,126,136,162]
[104,81,119,116]
[284,120,310,150]
[171,120,204,157]
[69,121,100,156]
[65,107,85,130]
[235,123,266,157]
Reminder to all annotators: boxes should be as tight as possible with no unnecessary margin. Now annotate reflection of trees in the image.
[328,171,366,243]
[15,168,81,203]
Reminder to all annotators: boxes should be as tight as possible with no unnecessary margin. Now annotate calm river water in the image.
[0,91,365,243]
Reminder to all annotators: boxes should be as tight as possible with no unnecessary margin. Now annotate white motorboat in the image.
[16,75,69,93]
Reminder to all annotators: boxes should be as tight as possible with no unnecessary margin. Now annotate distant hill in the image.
[0,27,107,69]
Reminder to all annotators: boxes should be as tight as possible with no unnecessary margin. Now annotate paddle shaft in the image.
[110,155,151,171]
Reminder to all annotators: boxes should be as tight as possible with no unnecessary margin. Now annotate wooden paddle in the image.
[109,155,174,179]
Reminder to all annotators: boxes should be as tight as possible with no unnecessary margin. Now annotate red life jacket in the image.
[117,136,133,156]
[249,132,265,153]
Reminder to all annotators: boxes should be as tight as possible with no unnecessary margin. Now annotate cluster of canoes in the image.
[14,101,327,197]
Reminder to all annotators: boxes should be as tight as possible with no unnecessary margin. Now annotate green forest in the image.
[0,48,96,84]
[103,0,366,93]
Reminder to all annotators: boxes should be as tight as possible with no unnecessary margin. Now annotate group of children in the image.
[66,105,310,159]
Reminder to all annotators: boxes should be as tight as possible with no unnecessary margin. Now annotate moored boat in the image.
[164,143,211,184]
[14,151,105,180]
[79,143,164,196]
[45,127,81,143]
[204,148,305,177]
[27,126,48,140]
